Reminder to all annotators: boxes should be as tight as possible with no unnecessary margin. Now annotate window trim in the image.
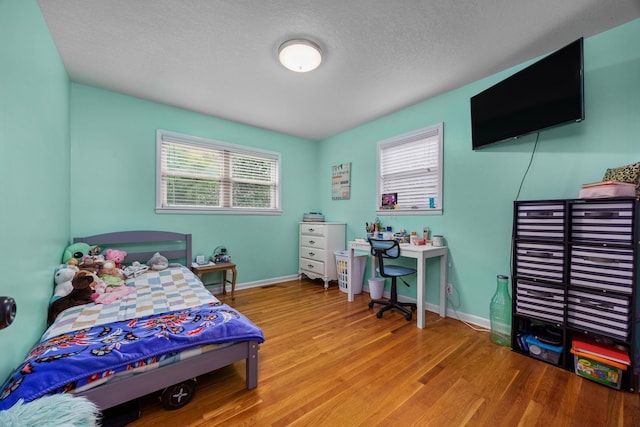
[156,129,282,215]
[376,123,444,215]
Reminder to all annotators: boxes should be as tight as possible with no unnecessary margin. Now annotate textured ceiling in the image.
[37,0,640,141]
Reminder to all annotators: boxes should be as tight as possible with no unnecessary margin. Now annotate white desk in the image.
[347,241,448,329]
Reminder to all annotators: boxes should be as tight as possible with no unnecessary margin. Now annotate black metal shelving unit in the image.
[511,197,639,392]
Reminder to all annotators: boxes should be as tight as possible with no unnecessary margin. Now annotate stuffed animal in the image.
[91,282,134,304]
[47,271,95,324]
[147,252,169,271]
[78,255,106,273]
[123,261,149,278]
[52,267,76,301]
[105,249,127,269]
[97,260,125,286]
[61,243,101,264]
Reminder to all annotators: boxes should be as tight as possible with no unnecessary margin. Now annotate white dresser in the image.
[299,222,346,289]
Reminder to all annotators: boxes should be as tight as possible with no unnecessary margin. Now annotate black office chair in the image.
[368,238,417,321]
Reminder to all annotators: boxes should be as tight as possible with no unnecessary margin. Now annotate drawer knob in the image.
[578,297,614,309]
[580,256,618,264]
[525,251,553,258]
[584,211,618,218]
[309,240,315,244]
[526,211,554,217]
[525,290,555,299]
[308,252,315,256]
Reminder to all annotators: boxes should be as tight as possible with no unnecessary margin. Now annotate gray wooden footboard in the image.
[77,340,260,410]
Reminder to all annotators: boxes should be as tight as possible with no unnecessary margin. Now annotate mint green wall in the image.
[70,84,318,282]
[0,0,70,379]
[319,19,640,322]
[1,1,638,386]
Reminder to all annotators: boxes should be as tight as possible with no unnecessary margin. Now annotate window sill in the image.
[156,207,282,215]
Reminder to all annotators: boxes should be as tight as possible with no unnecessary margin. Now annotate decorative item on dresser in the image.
[299,222,346,289]
[511,198,639,391]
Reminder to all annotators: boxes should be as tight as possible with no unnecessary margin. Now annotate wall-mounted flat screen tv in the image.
[470,38,584,150]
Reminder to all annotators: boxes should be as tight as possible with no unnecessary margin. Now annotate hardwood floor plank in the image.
[126,278,640,426]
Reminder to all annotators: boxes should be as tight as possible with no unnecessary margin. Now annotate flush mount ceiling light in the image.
[278,39,322,72]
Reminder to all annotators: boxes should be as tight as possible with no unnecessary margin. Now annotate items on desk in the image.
[211,246,231,263]
[392,228,409,243]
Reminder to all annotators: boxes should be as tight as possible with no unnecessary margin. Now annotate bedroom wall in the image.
[318,18,640,325]
[70,84,319,283]
[0,0,71,380]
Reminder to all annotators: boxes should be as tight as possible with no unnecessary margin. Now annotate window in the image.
[377,123,443,215]
[156,130,281,214]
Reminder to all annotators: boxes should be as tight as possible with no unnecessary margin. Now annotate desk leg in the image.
[222,271,227,296]
[417,257,426,329]
[347,247,354,302]
[439,253,447,318]
[230,266,236,300]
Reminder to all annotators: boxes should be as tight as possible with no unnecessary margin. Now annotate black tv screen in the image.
[471,38,584,150]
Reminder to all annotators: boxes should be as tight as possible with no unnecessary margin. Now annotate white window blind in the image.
[156,130,281,214]
[377,123,443,214]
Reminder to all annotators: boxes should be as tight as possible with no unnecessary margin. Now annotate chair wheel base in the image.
[369,298,416,322]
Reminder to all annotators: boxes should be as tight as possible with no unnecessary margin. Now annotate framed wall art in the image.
[332,162,351,200]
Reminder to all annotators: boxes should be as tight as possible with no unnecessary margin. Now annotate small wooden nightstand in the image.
[191,262,237,300]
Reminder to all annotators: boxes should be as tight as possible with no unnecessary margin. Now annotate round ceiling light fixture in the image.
[278,39,322,73]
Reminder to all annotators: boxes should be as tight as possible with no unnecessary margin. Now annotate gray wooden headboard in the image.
[74,230,192,266]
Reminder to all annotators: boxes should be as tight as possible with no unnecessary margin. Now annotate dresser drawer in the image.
[515,242,565,283]
[567,288,631,340]
[299,257,324,275]
[299,246,326,262]
[515,279,564,323]
[570,201,634,245]
[570,245,635,294]
[300,223,326,237]
[300,235,326,249]
[515,202,565,240]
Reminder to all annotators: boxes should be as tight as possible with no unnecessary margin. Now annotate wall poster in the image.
[332,162,351,200]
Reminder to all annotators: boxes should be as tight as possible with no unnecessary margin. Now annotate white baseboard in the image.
[206,274,299,295]
[210,277,490,330]
[363,285,490,330]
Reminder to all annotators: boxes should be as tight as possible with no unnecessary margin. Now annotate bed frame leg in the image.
[246,341,259,389]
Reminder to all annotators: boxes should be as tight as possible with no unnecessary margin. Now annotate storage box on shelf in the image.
[512,197,639,392]
[571,336,631,390]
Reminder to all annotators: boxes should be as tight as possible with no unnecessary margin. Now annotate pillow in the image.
[602,162,640,185]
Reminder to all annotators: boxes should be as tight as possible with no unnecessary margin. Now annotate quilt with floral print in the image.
[0,301,264,409]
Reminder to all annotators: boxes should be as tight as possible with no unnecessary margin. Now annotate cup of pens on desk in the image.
[365,222,374,238]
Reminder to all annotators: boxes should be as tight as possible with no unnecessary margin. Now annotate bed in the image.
[0,230,264,411]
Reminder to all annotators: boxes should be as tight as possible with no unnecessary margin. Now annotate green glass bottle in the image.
[490,275,512,346]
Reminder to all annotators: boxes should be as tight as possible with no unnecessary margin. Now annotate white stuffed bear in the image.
[52,268,76,301]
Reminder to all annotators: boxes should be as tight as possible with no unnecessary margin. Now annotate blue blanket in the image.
[0,302,264,409]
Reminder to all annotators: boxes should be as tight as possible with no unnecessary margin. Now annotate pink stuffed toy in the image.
[105,249,127,269]
[92,282,135,304]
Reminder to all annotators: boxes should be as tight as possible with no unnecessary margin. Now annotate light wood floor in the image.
[128,278,640,426]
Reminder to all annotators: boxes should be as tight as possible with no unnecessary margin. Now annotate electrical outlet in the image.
[446,283,453,295]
